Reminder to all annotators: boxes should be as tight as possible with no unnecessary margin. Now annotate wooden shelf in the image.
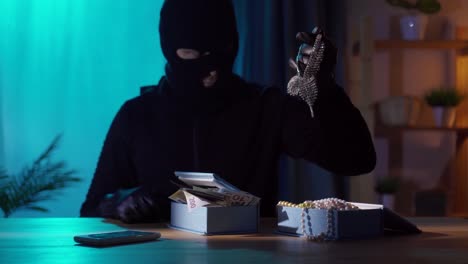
[358,19,468,217]
[375,40,468,50]
[377,125,468,131]
[375,125,468,137]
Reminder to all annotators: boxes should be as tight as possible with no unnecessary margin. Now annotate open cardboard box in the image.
[169,172,259,235]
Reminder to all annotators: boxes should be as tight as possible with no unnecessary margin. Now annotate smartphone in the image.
[74,230,161,247]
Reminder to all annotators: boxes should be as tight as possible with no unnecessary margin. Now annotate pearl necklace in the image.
[278,198,359,241]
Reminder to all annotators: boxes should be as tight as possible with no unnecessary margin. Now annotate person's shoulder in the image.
[137,78,167,101]
[122,79,167,109]
[119,94,150,112]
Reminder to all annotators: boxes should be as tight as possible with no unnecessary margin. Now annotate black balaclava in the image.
[159,0,239,107]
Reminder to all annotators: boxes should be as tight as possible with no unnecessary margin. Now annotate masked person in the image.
[80,0,376,223]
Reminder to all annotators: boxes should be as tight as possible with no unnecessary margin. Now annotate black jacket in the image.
[80,76,376,218]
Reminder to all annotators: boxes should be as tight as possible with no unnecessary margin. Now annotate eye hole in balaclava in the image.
[176,49,202,60]
[159,0,238,95]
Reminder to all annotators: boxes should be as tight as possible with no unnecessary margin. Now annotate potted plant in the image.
[375,177,399,209]
[0,135,81,217]
[425,88,464,127]
[386,0,441,40]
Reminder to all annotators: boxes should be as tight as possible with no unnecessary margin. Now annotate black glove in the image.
[98,187,164,224]
[292,27,337,84]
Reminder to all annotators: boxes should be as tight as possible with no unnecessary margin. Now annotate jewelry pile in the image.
[277,198,359,241]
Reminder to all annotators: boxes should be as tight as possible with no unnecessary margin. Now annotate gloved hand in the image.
[98,187,163,224]
[290,27,337,82]
[287,27,337,117]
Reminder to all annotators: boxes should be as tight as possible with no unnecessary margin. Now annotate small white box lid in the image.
[174,171,240,191]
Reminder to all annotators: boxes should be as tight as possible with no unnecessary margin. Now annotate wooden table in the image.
[1,217,467,263]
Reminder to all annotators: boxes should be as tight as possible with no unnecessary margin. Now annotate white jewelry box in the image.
[277,202,384,240]
[170,202,259,235]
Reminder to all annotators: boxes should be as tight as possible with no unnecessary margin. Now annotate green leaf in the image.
[416,0,441,14]
[375,177,400,194]
[0,134,81,217]
[386,0,416,9]
[425,88,464,107]
[26,206,49,213]
[386,0,441,14]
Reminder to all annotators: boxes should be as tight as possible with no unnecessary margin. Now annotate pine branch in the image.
[33,135,61,167]
[26,206,48,213]
[0,135,81,217]
[0,172,8,190]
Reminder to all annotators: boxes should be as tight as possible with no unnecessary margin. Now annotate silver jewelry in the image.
[303,34,325,79]
[287,75,318,117]
[287,34,325,117]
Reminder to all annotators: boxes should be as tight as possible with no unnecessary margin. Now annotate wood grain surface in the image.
[0,217,467,264]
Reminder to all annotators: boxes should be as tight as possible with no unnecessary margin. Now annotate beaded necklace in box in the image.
[278,198,359,241]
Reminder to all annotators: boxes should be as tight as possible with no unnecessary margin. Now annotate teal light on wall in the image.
[0,0,165,216]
